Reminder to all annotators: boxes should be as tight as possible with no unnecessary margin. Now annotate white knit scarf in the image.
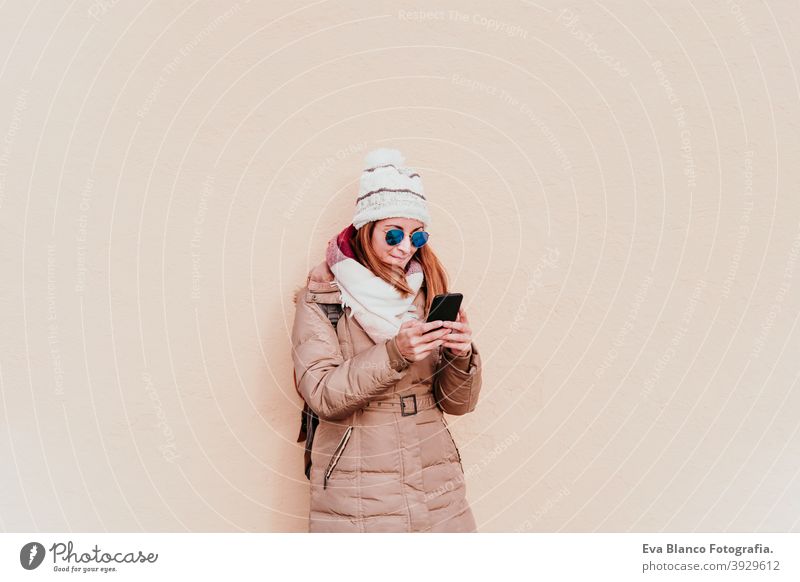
[325,224,424,343]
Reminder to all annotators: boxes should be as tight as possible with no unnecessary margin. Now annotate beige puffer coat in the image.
[291,266,483,532]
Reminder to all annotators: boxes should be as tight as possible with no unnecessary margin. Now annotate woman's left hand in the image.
[442,308,472,357]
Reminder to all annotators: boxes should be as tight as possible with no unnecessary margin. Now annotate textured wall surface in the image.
[1,0,799,532]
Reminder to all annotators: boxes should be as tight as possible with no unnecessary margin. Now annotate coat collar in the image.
[307,278,339,293]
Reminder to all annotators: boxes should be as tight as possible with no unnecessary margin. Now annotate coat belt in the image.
[362,392,438,415]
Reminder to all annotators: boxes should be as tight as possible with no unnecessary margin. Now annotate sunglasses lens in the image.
[385,229,404,246]
[411,231,429,248]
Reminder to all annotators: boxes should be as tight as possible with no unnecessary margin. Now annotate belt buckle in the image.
[400,394,418,416]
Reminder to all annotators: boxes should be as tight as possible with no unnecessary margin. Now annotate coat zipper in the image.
[323,425,353,489]
[441,419,464,473]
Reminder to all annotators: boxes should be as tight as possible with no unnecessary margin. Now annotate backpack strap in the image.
[295,301,343,480]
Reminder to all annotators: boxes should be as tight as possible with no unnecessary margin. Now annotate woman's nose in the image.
[398,236,412,253]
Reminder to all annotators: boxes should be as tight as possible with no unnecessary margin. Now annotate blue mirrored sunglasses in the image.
[385,228,429,248]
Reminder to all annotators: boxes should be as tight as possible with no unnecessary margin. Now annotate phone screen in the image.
[426,293,463,324]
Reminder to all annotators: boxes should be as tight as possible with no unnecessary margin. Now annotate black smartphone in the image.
[426,293,463,325]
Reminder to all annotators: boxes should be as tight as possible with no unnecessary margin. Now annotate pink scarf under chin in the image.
[325,224,424,343]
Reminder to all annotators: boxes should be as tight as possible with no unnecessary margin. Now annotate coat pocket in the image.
[323,425,354,490]
[441,418,464,473]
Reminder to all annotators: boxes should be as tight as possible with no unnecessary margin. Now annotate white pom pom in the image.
[364,148,405,170]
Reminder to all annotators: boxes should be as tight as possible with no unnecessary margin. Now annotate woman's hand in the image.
[395,319,450,363]
[441,308,472,357]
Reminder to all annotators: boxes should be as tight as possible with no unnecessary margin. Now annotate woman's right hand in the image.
[394,319,450,362]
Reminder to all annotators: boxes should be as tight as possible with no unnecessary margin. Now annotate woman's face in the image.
[371,217,425,270]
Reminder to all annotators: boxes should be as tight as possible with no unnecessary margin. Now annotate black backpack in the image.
[295,302,344,480]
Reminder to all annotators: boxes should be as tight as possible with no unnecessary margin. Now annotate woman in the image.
[291,148,483,532]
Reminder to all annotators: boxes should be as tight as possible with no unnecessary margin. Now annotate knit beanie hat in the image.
[352,148,431,230]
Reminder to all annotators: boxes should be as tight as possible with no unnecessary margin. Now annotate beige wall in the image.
[1,0,799,532]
